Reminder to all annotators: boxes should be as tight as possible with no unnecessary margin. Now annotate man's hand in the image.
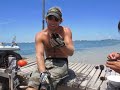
[107,52,120,60]
[50,33,65,48]
[106,60,120,74]
[39,72,51,90]
[40,72,50,84]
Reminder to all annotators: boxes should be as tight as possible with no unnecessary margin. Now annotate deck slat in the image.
[79,65,95,89]
[73,63,85,72]
[87,68,101,89]
[92,69,106,90]
[72,64,93,88]
[69,63,78,69]
[85,66,100,90]
[69,64,93,88]
[100,79,108,90]
[68,62,74,67]
[81,64,91,74]
[65,64,88,87]
[76,64,88,73]
[70,63,82,71]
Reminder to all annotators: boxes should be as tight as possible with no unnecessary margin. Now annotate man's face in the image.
[46,15,61,31]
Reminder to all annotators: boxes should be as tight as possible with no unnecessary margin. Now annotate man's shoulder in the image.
[60,26,70,31]
[62,26,71,33]
[35,29,47,40]
[36,29,47,36]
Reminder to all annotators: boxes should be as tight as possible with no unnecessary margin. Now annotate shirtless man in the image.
[26,7,74,90]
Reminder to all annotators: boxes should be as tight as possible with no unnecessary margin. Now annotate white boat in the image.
[0,45,20,51]
[0,36,20,51]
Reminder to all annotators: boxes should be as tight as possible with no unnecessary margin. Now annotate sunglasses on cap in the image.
[47,15,60,22]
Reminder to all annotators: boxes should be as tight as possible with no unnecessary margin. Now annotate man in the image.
[106,21,120,90]
[26,7,74,90]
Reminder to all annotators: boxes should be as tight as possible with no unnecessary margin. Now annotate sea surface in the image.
[13,39,120,64]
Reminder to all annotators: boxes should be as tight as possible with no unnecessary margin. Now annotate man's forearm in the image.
[36,56,46,72]
[60,45,74,56]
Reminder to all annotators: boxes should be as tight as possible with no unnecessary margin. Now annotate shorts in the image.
[27,58,68,89]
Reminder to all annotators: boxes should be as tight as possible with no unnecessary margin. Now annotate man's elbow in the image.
[69,49,74,56]
[69,53,73,56]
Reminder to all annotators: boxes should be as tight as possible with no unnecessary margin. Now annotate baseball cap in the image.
[46,7,62,20]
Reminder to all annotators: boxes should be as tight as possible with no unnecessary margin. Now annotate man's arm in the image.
[35,32,46,72]
[59,28,74,56]
[106,60,120,74]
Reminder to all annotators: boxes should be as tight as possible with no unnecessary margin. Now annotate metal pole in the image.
[42,0,45,30]
[118,21,120,30]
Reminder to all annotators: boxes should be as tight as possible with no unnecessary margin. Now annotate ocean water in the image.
[16,39,120,64]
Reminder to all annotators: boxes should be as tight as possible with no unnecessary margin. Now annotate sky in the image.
[0,0,120,43]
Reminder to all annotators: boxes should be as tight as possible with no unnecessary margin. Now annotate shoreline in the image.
[22,44,120,65]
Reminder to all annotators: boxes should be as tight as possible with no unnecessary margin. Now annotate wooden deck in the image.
[17,62,120,90]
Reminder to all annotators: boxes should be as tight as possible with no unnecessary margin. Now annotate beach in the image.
[69,44,120,64]
[21,42,120,65]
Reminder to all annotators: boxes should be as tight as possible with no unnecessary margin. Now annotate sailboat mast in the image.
[42,0,45,30]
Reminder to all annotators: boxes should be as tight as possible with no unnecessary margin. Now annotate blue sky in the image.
[0,0,120,42]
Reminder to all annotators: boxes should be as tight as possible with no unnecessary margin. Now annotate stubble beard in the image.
[49,26,59,33]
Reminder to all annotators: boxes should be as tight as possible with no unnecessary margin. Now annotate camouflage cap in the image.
[46,7,62,20]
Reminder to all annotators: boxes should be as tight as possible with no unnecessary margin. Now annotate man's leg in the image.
[26,69,40,90]
[46,59,68,90]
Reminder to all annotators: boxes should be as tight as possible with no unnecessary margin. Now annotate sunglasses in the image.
[47,15,60,22]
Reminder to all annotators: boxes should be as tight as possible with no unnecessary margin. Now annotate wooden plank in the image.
[76,64,88,73]
[68,62,73,65]
[71,64,93,89]
[71,63,82,71]
[73,63,85,72]
[100,72,108,90]
[70,64,91,88]
[90,65,106,90]
[79,65,95,90]
[69,63,78,69]
[100,80,108,90]
[80,64,91,74]
[18,63,37,77]
[20,64,37,72]
[87,70,101,89]
[62,64,87,87]
[68,62,74,67]
[20,62,37,69]
[100,66,110,90]
[66,63,86,86]
[85,65,101,90]
[92,69,106,90]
